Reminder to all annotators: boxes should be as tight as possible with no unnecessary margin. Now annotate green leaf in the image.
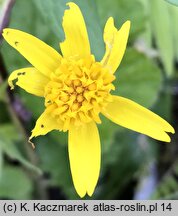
[165,0,178,6]
[19,91,44,119]
[98,115,119,154]
[168,4,178,61]
[114,48,162,108]
[37,136,78,199]
[0,102,10,123]
[1,0,59,72]
[33,0,104,60]
[0,0,5,22]
[149,0,174,76]
[96,0,146,41]
[152,158,178,199]
[0,124,42,175]
[49,130,68,146]
[0,166,32,199]
[95,131,155,199]
[1,0,54,118]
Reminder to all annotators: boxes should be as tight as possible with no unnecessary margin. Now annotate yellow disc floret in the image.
[44,55,115,131]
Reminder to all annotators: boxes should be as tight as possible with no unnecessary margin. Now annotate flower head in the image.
[43,55,115,131]
[2,2,174,197]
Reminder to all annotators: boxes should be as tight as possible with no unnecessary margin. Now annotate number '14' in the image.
[161,203,172,212]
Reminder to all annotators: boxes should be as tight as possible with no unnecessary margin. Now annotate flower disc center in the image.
[44,55,115,130]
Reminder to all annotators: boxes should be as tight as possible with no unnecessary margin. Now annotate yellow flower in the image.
[2,2,174,197]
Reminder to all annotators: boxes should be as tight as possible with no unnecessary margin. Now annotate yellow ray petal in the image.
[102,96,175,142]
[2,28,62,77]
[30,106,63,140]
[60,2,91,59]
[68,121,101,197]
[8,67,49,97]
[101,17,130,73]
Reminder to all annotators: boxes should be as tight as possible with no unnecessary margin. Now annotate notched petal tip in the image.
[123,20,131,33]
[168,125,175,134]
[64,2,78,17]
[163,125,175,143]
[69,122,100,198]
[164,135,171,143]
[158,130,171,143]
[77,186,95,198]
[107,16,114,24]
[77,190,87,198]
[87,188,95,197]
[60,1,90,59]
[121,20,131,34]
[157,116,175,135]
[125,20,131,27]
[102,96,174,143]
[66,2,77,8]
[101,18,131,73]
[105,18,131,33]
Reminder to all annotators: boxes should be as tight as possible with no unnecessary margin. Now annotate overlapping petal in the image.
[2,29,62,77]
[68,121,101,197]
[8,67,49,97]
[102,96,174,142]
[101,17,130,73]
[60,2,91,59]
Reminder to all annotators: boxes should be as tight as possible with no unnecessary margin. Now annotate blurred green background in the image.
[0,0,178,199]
